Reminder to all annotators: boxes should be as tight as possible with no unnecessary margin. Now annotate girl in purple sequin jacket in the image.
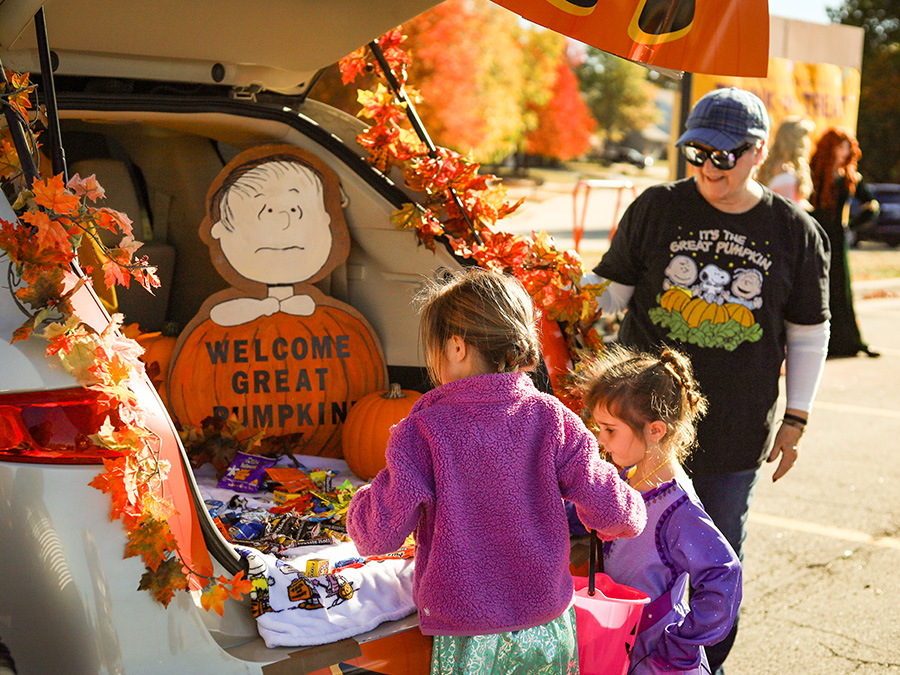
[348,268,646,672]
[571,345,742,675]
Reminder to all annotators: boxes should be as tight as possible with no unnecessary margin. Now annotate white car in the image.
[0,2,463,673]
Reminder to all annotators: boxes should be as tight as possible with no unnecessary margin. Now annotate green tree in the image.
[828,0,900,181]
[575,47,660,146]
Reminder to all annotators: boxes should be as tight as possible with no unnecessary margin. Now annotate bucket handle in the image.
[588,530,604,596]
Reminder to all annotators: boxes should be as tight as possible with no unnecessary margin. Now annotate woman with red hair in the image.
[809,127,880,358]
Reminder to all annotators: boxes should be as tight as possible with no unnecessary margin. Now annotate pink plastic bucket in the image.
[573,572,650,675]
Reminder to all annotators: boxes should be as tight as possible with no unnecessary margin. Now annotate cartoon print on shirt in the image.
[725,268,764,309]
[690,264,730,304]
[650,227,765,351]
[663,255,698,290]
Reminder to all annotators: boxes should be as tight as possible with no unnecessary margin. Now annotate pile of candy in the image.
[205,455,359,555]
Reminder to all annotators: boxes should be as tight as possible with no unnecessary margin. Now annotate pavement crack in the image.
[821,642,900,669]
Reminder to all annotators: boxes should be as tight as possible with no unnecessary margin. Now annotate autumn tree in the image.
[829,0,900,181]
[309,0,575,164]
[575,47,660,147]
[525,59,597,162]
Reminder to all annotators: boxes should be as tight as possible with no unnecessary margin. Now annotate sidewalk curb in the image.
[854,276,900,299]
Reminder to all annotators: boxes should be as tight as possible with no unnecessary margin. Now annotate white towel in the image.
[235,544,415,648]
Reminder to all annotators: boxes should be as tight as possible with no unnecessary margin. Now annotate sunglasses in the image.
[681,142,757,170]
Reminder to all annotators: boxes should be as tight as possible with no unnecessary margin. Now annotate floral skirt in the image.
[430,606,579,675]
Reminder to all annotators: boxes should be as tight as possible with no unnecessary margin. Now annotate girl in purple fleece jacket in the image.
[347,267,646,675]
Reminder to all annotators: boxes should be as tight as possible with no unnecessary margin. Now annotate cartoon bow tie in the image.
[209,294,315,327]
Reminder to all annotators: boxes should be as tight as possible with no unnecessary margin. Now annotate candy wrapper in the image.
[218,451,278,492]
[265,467,318,493]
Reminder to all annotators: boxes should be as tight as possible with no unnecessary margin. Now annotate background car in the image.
[601,145,655,169]
[848,182,900,248]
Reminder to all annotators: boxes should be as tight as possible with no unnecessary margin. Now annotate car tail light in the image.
[0,387,122,464]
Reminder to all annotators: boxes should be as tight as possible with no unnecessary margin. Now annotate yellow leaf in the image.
[201,584,230,616]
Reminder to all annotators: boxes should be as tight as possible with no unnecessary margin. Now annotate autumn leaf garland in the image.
[340,29,606,353]
[0,70,247,611]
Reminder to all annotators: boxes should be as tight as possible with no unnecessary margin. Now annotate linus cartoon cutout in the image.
[651,254,763,351]
[167,145,386,456]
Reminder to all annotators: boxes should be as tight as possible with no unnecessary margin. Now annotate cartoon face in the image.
[210,161,334,285]
[730,268,763,300]
[664,255,698,287]
[245,551,266,577]
[699,264,730,287]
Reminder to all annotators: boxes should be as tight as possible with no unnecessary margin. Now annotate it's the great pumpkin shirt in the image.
[595,179,830,475]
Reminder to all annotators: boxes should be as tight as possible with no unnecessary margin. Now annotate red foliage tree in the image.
[525,60,596,161]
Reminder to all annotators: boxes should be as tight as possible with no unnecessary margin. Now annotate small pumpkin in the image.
[136,322,180,406]
[724,302,755,328]
[342,383,422,480]
[660,287,692,313]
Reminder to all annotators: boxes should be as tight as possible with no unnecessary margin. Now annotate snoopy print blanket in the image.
[194,456,415,648]
[235,541,415,648]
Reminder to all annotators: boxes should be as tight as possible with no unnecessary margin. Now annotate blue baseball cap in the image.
[676,87,770,150]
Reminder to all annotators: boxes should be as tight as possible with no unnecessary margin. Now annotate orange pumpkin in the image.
[342,383,423,480]
[660,287,692,313]
[122,322,143,340]
[167,306,386,457]
[135,323,179,407]
[683,297,730,327]
[724,302,755,327]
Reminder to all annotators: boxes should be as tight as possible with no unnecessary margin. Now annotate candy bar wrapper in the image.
[218,452,278,493]
[265,467,318,493]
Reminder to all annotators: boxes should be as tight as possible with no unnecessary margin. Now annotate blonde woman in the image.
[758,116,816,209]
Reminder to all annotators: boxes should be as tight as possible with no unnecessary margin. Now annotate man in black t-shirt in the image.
[586,88,830,674]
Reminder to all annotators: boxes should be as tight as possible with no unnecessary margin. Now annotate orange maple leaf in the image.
[125,516,178,572]
[96,207,134,238]
[227,571,253,600]
[132,263,162,293]
[4,71,33,116]
[89,458,131,520]
[200,583,230,616]
[20,210,73,256]
[138,557,189,607]
[102,250,132,289]
[32,175,80,215]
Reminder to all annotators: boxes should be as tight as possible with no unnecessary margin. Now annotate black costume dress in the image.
[812,175,876,357]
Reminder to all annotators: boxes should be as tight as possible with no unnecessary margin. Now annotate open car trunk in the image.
[0,2,463,673]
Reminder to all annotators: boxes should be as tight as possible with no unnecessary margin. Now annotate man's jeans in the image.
[691,469,760,675]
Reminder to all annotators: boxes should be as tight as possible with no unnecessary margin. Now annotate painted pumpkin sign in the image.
[168,145,386,457]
